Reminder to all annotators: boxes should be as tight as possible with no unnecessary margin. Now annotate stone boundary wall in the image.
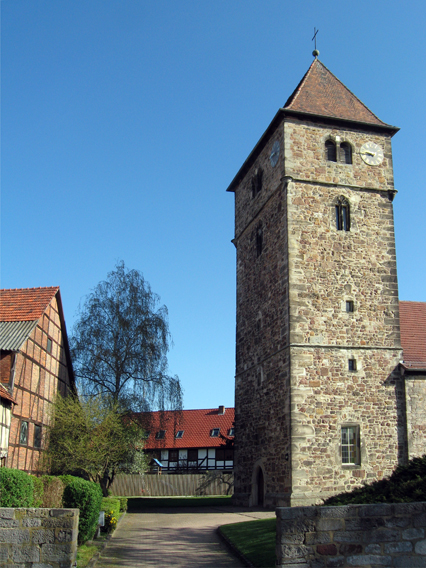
[276,502,426,567]
[0,508,78,568]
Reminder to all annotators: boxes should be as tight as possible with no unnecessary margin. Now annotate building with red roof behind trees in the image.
[140,406,234,472]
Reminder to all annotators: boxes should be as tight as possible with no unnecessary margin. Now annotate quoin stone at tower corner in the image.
[227,57,426,508]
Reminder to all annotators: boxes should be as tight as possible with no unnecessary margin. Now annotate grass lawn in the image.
[77,534,108,568]
[127,495,232,510]
[219,518,276,568]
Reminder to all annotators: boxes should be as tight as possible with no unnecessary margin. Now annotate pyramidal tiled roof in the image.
[399,301,426,369]
[0,287,59,322]
[140,407,235,450]
[284,58,390,127]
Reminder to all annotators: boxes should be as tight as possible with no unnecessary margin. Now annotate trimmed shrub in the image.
[63,478,102,543]
[101,497,120,517]
[118,497,128,512]
[0,468,34,507]
[40,476,65,508]
[58,474,81,489]
[31,475,44,507]
[101,497,120,533]
[323,455,426,506]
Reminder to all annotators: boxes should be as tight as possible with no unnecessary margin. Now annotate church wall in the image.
[404,376,426,459]
[289,346,405,505]
[284,120,404,504]
[286,180,400,348]
[233,126,284,240]
[233,123,292,507]
[283,118,395,190]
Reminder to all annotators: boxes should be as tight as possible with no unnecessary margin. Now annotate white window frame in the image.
[341,426,360,465]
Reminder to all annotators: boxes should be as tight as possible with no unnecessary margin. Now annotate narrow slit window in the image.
[341,426,360,465]
[256,225,263,257]
[335,197,350,232]
[325,140,337,162]
[348,359,357,371]
[46,337,52,354]
[346,301,354,313]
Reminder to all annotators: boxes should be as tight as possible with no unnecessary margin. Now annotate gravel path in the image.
[94,506,275,567]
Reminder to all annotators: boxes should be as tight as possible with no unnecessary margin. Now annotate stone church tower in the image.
[227,56,405,507]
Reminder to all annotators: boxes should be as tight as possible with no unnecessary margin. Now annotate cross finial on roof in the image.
[312,27,319,58]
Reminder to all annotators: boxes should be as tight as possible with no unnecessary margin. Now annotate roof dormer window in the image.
[211,428,220,437]
[175,430,184,439]
[155,430,166,439]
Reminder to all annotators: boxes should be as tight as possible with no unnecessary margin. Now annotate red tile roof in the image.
[284,59,392,128]
[0,287,59,322]
[400,301,426,369]
[0,383,16,404]
[139,407,235,450]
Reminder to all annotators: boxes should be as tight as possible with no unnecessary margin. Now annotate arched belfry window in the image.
[340,142,352,164]
[335,196,350,231]
[325,140,337,162]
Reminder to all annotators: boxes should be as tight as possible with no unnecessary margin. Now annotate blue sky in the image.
[2,0,425,410]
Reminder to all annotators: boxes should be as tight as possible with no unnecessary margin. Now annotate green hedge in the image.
[58,474,81,489]
[101,497,120,518]
[40,475,65,508]
[0,468,34,507]
[118,497,128,512]
[323,455,426,506]
[63,478,102,543]
[31,475,44,508]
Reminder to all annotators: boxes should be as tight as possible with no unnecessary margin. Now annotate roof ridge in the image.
[0,286,59,293]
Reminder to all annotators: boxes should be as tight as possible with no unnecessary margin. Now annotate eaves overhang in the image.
[226,107,399,194]
[400,363,426,375]
[226,109,284,194]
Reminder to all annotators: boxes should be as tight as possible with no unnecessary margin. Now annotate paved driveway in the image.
[94,506,275,567]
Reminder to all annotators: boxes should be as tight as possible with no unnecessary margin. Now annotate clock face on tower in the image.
[360,142,384,166]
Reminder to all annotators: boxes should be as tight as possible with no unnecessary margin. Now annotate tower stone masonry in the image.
[227,58,406,507]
